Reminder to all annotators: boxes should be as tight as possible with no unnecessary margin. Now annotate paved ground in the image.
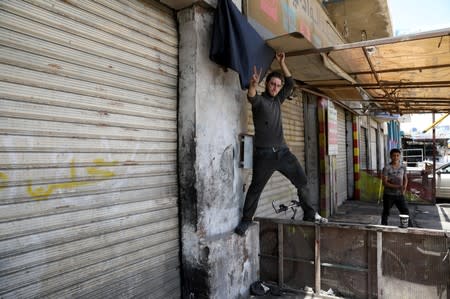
[329,200,450,231]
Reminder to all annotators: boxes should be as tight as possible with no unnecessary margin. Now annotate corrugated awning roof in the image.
[268,28,450,115]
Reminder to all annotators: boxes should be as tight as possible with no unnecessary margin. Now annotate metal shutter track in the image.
[336,107,348,204]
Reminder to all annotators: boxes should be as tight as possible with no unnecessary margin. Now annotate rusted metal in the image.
[362,45,399,112]
[258,218,449,298]
[284,28,450,57]
[351,63,450,75]
[315,225,321,295]
[304,81,450,89]
[278,28,450,113]
[367,231,373,299]
[278,223,284,288]
[377,231,382,299]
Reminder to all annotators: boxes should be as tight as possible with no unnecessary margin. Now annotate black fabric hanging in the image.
[209,0,275,90]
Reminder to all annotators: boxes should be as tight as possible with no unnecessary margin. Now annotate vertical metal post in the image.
[278,223,284,287]
[367,231,373,299]
[432,112,436,204]
[315,225,321,295]
[377,231,383,299]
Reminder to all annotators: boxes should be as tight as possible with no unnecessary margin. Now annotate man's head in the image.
[390,148,401,161]
[265,71,284,97]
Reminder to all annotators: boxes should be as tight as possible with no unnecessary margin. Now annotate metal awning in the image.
[268,28,450,114]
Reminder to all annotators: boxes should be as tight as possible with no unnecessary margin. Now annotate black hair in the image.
[266,71,284,83]
[390,148,401,155]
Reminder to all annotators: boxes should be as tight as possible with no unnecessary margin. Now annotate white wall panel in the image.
[336,106,348,205]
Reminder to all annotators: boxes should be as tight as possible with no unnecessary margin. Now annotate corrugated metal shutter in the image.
[370,127,377,170]
[246,94,305,218]
[360,127,368,170]
[336,106,347,205]
[345,112,354,200]
[0,1,179,298]
[379,128,385,169]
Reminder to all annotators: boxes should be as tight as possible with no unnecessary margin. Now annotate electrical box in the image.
[239,134,253,169]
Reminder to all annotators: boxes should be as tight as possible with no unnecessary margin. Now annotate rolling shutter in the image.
[0,1,179,298]
[370,126,378,170]
[360,127,369,170]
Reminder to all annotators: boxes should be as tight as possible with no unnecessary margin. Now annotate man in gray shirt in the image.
[381,148,412,226]
[235,52,327,236]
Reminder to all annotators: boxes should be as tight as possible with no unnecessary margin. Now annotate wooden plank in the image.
[377,231,382,299]
[367,231,373,299]
[315,225,321,295]
[278,223,284,287]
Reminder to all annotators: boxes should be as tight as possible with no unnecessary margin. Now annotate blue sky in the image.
[388,0,450,35]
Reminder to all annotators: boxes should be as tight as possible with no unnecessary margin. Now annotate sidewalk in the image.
[329,199,450,231]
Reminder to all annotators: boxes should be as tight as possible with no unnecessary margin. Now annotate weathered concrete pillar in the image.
[177,2,259,298]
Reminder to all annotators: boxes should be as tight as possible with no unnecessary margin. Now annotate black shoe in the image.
[303,213,315,222]
[234,220,252,236]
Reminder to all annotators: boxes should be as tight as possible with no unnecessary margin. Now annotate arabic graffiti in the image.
[24,158,118,201]
[86,158,118,178]
[0,172,8,189]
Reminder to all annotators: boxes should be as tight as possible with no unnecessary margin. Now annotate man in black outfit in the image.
[235,52,327,236]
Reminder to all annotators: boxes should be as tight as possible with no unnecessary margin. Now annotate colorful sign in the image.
[245,0,343,48]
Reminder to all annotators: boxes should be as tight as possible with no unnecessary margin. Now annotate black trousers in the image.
[242,147,316,221]
[381,194,412,226]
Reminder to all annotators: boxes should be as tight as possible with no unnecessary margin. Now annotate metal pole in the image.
[278,224,284,288]
[367,231,373,299]
[315,225,321,296]
[377,231,383,299]
[432,112,436,204]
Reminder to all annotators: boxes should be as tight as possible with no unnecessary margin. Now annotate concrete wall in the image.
[177,2,259,298]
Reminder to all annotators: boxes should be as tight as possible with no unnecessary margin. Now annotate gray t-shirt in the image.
[248,76,294,148]
[383,164,407,195]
